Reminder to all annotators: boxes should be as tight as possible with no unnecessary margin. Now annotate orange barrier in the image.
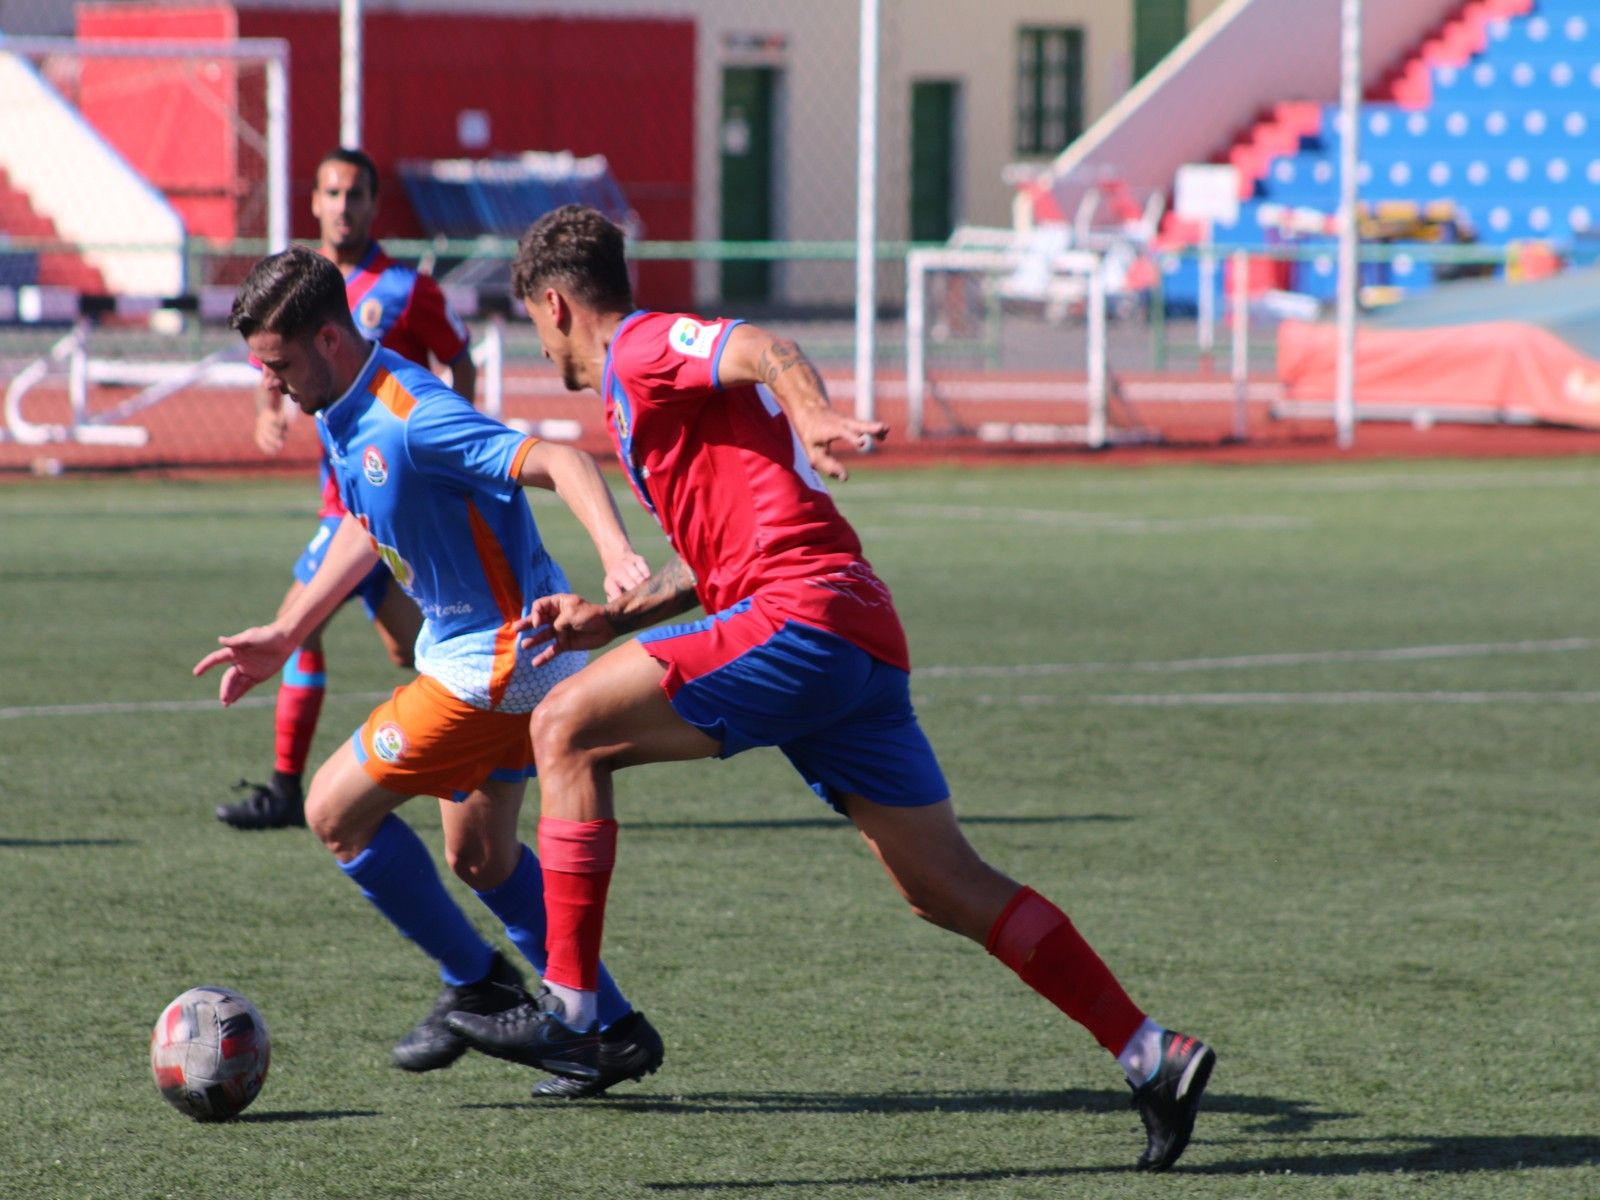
[1277,319,1600,429]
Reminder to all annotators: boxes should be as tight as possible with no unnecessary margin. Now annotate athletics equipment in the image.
[149,985,271,1121]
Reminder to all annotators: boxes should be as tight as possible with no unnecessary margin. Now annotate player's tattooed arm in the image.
[520,558,698,664]
[756,338,830,405]
[720,323,888,481]
[604,556,699,634]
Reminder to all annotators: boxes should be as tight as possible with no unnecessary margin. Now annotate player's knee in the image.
[529,683,594,765]
[443,837,502,890]
[303,790,348,855]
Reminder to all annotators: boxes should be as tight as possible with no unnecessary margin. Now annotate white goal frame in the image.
[1,36,291,255]
[905,244,1121,448]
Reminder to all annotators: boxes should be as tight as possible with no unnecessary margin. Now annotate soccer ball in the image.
[149,985,271,1121]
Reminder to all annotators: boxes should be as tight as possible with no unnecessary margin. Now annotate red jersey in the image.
[603,310,910,671]
[317,241,470,517]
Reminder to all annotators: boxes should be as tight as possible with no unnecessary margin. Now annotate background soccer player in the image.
[220,147,478,831]
[447,205,1216,1170]
[196,245,663,1096]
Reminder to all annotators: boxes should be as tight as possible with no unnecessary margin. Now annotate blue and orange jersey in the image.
[316,345,566,712]
[603,310,910,672]
[316,240,472,518]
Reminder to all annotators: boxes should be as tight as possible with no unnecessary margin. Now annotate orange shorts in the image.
[352,675,534,801]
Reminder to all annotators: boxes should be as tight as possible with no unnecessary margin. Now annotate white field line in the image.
[971,691,1600,707]
[0,692,389,721]
[839,470,1600,500]
[876,503,1308,533]
[4,639,1596,721]
[916,637,1600,680]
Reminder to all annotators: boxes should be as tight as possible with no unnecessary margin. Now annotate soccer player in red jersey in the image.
[220,148,477,831]
[445,206,1217,1171]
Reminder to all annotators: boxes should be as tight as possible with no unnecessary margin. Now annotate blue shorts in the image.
[294,516,392,620]
[638,615,949,814]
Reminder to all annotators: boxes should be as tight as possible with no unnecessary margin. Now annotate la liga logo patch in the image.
[362,445,388,486]
[667,317,721,359]
[372,722,408,763]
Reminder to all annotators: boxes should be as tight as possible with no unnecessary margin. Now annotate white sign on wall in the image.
[1174,163,1241,226]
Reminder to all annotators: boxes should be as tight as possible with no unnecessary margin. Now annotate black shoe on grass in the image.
[445,985,601,1080]
[393,951,525,1073]
[216,776,305,830]
[1130,1030,1215,1172]
[532,1009,664,1099]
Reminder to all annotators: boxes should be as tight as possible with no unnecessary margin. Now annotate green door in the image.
[1134,0,1189,81]
[910,80,959,243]
[720,67,776,303]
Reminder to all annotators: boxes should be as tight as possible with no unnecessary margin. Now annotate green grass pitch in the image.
[2,459,1598,1198]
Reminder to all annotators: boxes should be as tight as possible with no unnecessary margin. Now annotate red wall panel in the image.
[76,4,242,239]
[237,8,695,307]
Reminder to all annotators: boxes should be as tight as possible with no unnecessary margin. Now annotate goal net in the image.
[0,36,288,459]
[903,233,1157,449]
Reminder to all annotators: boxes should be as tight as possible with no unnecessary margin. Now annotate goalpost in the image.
[0,36,291,452]
[905,241,1154,449]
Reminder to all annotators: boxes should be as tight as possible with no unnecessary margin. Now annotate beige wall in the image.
[243,0,1181,302]
[890,1,1143,236]
[8,0,1213,303]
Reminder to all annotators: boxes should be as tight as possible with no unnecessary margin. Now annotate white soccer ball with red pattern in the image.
[149,985,271,1121]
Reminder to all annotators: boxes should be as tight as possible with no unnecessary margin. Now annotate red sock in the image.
[273,648,326,775]
[538,817,617,992]
[986,886,1146,1056]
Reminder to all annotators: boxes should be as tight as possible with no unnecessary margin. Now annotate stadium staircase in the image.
[0,165,108,293]
[1156,0,1598,306]
[0,49,184,298]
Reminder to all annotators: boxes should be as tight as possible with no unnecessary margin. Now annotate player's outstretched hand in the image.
[602,550,651,601]
[515,593,617,666]
[791,405,888,482]
[193,626,296,707]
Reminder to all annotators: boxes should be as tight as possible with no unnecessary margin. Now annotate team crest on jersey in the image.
[358,297,384,330]
[668,317,721,359]
[362,445,388,486]
[372,722,407,763]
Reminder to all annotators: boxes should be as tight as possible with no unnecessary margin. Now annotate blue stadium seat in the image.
[0,239,38,287]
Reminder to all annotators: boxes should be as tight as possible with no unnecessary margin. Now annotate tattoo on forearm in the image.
[606,557,699,634]
[757,339,828,402]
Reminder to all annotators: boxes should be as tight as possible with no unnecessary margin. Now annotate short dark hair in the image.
[230,245,355,341]
[317,146,379,196]
[511,204,633,312]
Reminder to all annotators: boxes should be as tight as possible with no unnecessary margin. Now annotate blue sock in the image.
[339,814,494,987]
[473,842,633,1029]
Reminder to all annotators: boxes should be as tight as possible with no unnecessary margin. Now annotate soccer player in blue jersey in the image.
[222,147,478,832]
[195,244,662,1097]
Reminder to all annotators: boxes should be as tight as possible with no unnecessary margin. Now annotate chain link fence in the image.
[8,0,1513,468]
